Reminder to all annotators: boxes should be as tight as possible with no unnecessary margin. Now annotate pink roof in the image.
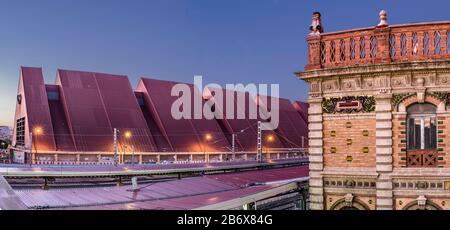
[46,85,76,151]
[18,67,57,151]
[13,67,309,153]
[256,96,308,148]
[14,166,308,210]
[292,101,309,124]
[56,70,157,152]
[277,98,308,148]
[136,78,230,152]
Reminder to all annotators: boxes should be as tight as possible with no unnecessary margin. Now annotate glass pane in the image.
[424,117,431,149]
[407,103,437,114]
[408,118,415,150]
[429,118,437,149]
[414,118,421,149]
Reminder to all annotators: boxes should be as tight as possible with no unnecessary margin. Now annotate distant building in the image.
[0,126,11,140]
[298,11,450,210]
[12,67,308,164]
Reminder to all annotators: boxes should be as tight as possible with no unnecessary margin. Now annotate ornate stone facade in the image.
[297,11,450,210]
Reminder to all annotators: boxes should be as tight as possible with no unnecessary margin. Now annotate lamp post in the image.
[31,127,42,166]
[266,134,275,160]
[204,133,212,162]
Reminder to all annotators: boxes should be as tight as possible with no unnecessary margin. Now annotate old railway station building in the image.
[297,11,450,210]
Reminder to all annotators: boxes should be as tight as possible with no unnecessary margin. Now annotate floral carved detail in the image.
[427,91,450,105]
[322,96,376,114]
[391,92,416,109]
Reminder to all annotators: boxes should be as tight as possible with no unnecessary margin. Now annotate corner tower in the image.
[297,11,450,210]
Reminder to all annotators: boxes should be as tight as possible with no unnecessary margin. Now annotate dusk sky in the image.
[1,0,449,126]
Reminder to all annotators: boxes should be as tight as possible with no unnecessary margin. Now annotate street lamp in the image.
[266,134,275,159]
[266,135,275,142]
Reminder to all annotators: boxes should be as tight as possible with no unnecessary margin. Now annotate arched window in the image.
[407,103,437,150]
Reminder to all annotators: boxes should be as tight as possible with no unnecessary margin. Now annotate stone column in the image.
[375,93,394,210]
[308,98,324,210]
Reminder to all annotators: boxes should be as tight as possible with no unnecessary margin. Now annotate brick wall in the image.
[323,118,376,167]
[441,116,450,167]
[393,115,407,167]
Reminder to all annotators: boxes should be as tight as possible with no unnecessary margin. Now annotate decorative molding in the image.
[427,91,450,105]
[324,178,377,189]
[393,179,448,190]
[322,96,375,114]
[391,92,416,108]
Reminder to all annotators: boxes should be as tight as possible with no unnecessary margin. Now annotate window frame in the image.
[407,112,437,151]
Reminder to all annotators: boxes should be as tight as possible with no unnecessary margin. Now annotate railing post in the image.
[305,35,322,70]
[374,26,391,64]
[440,30,447,55]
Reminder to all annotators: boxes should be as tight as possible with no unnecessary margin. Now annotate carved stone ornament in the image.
[417,196,427,210]
[309,12,323,35]
[344,193,354,207]
[391,92,417,108]
[377,10,388,27]
[391,91,449,109]
[322,96,375,114]
[428,91,450,105]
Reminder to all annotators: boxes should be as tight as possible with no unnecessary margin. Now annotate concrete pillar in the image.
[76,154,80,164]
[156,155,160,163]
[139,155,143,164]
[54,154,58,163]
[97,154,101,163]
[375,93,394,210]
[308,98,324,210]
[174,154,178,162]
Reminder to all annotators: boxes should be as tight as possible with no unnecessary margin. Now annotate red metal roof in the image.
[13,67,308,153]
[56,70,157,152]
[293,101,309,124]
[136,78,230,152]
[18,67,57,151]
[13,166,308,210]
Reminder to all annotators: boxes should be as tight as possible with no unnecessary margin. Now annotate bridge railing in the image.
[305,21,450,70]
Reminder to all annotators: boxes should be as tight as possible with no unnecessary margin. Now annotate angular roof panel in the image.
[19,67,56,151]
[57,70,157,152]
[136,78,230,152]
